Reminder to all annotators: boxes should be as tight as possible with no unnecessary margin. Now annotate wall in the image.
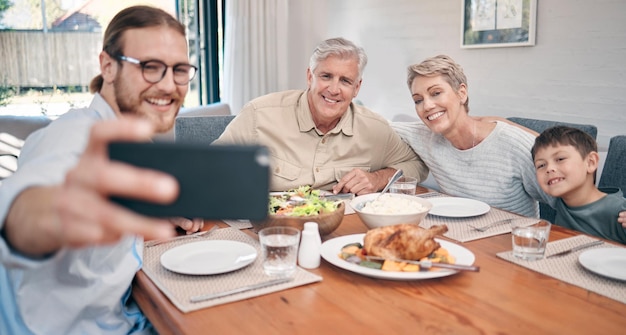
[286,1,327,89]
[286,0,626,150]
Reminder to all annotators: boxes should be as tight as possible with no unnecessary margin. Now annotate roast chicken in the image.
[363,223,449,260]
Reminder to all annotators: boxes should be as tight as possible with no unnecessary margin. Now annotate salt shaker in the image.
[298,222,322,269]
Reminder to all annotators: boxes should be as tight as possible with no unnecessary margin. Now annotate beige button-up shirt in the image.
[214,90,428,192]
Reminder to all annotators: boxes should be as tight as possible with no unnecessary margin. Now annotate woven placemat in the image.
[417,193,535,242]
[142,227,322,313]
[497,235,626,305]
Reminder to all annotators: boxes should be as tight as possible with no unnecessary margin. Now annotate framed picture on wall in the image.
[461,0,537,48]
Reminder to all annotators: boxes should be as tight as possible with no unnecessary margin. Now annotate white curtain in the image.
[223,0,289,115]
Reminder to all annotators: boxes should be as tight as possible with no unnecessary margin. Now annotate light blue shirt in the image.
[0,94,151,335]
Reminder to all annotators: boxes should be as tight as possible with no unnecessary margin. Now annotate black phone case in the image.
[108,142,270,220]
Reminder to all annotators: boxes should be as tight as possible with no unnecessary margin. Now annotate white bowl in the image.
[350,193,432,229]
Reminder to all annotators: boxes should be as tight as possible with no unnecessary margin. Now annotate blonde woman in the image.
[393,55,552,217]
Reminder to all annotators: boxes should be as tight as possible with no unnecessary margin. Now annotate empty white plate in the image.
[578,248,626,281]
[160,240,257,275]
[428,197,490,218]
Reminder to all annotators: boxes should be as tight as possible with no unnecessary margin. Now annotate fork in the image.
[469,218,513,232]
[145,224,218,247]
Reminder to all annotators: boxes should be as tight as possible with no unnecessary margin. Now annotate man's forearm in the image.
[390,159,429,183]
[373,168,397,191]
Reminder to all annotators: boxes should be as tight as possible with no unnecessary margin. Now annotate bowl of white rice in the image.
[350,193,432,229]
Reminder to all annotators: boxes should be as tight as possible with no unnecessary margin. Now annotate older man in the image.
[0,6,202,334]
[215,37,428,195]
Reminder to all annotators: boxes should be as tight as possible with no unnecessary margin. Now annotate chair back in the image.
[507,117,599,222]
[175,115,236,145]
[178,102,231,117]
[0,115,52,140]
[598,135,626,195]
[507,117,598,139]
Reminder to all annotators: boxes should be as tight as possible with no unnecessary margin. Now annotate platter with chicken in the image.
[320,223,476,280]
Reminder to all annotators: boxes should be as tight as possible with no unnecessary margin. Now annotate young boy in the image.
[532,126,626,244]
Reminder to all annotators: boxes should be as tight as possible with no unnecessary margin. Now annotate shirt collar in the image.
[297,90,355,136]
[90,93,118,120]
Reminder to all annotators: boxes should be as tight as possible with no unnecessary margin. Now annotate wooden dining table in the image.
[132,189,626,335]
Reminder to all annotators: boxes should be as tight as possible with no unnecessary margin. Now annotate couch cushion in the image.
[152,102,232,142]
[0,115,52,140]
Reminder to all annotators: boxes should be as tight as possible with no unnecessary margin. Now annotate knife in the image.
[546,240,604,259]
[365,256,480,272]
[190,277,293,303]
[320,193,355,201]
[145,224,218,247]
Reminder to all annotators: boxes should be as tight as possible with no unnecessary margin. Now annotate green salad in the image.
[269,186,339,216]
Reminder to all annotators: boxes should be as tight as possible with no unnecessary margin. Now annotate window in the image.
[0,0,222,116]
[178,0,223,107]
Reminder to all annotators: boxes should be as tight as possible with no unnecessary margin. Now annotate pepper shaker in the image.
[298,222,322,269]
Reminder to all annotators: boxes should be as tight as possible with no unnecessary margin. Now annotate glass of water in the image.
[389,176,418,195]
[511,220,551,260]
[259,226,301,277]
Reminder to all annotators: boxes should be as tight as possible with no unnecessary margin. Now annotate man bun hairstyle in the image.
[89,6,185,93]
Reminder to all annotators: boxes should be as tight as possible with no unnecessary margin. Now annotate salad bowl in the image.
[252,187,345,236]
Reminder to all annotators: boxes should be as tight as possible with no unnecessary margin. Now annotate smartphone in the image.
[108,142,270,220]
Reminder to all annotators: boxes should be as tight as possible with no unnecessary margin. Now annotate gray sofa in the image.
[0,115,53,141]
[0,102,232,181]
[0,102,232,143]
[155,102,232,142]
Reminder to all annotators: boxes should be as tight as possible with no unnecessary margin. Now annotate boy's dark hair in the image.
[532,126,599,182]
[531,126,598,161]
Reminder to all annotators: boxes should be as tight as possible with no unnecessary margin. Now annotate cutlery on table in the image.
[145,224,218,248]
[190,277,294,303]
[288,193,355,206]
[469,218,514,232]
[365,256,480,272]
[416,192,441,198]
[320,193,355,201]
[546,240,604,259]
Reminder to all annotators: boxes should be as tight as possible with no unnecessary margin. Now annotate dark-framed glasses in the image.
[116,55,198,85]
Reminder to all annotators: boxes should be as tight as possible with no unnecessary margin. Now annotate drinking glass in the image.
[389,176,418,195]
[512,220,551,260]
[259,226,300,277]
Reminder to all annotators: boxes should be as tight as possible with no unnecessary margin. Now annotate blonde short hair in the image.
[407,55,469,112]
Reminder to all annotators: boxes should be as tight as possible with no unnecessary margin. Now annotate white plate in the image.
[160,240,257,275]
[427,197,490,217]
[578,248,626,281]
[320,233,475,280]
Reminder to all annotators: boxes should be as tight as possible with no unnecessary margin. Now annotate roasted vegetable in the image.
[339,242,453,272]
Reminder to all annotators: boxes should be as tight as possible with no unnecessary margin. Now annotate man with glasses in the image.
[0,6,198,334]
[115,55,197,87]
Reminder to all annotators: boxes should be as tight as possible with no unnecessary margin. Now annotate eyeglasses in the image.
[116,55,198,85]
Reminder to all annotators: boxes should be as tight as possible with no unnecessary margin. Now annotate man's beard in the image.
[113,75,179,133]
